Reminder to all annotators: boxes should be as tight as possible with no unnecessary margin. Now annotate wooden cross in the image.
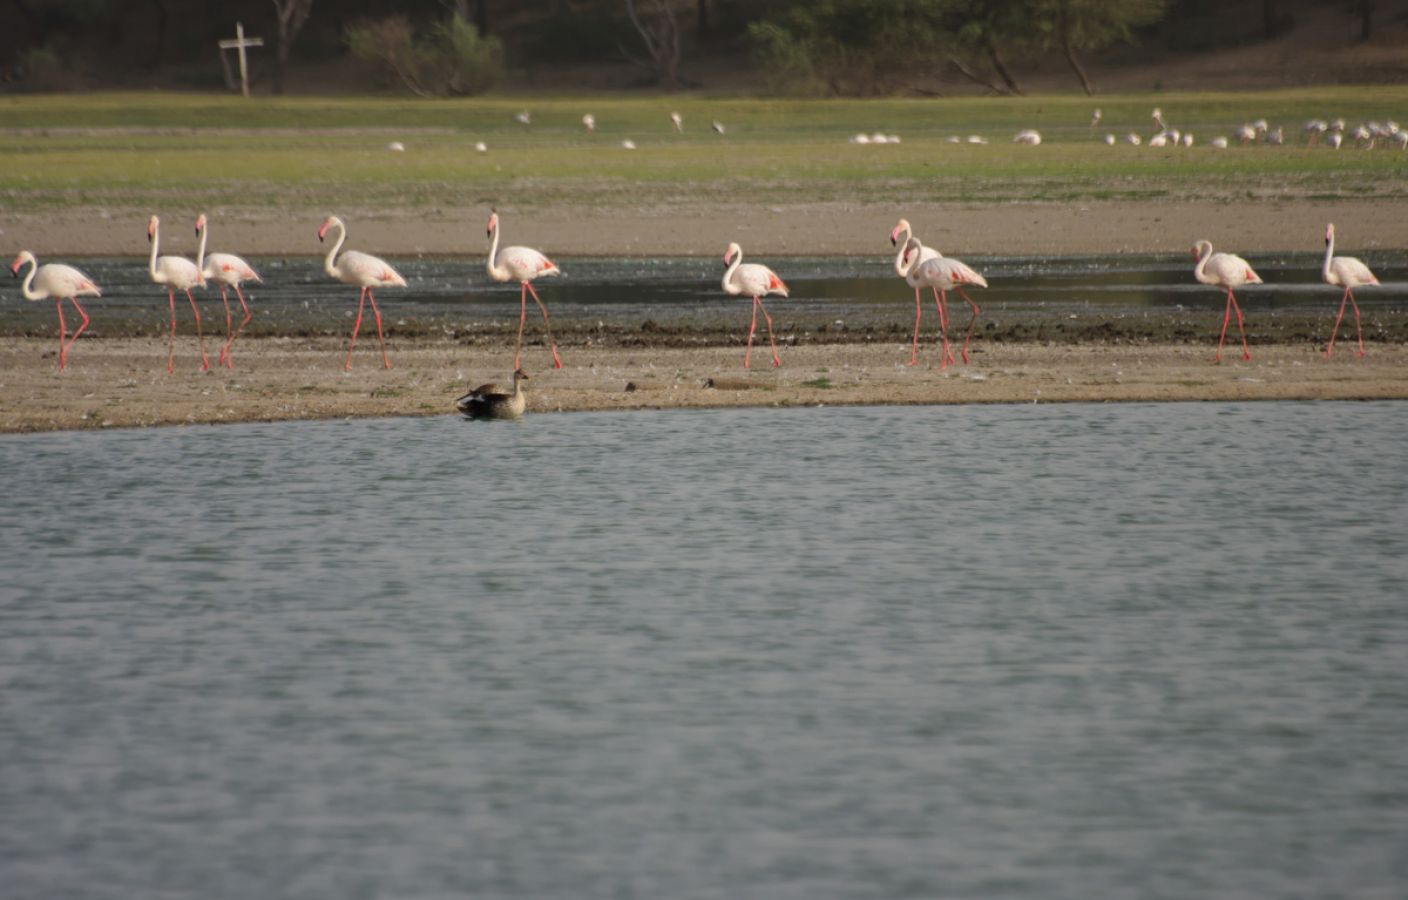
[218,22,264,98]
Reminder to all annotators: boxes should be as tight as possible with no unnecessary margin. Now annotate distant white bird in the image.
[1266,126,1285,145]
[620,138,637,150]
[1351,124,1373,148]
[318,215,407,372]
[513,110,531,126]
[1125,133,1142,146]
[9,250,101,371]
[1235,124,1257,145]
[712,120,725,135]
[1393,131,1408,150]
[670,111,683,132]
[1192,239,1262,362]
[1103,133,1116,145]
[886,135,901,144]
[1090,108,1102,128]
[387,141,405,152]
[1321,223,1378,358]
[945,136,961,144]
[1149,133,1169,147]
[147,215,209,374]
[966,135,988,145]
[1210,136,1229,149]
[474,141,488,152]
[1152,107,1166,130]
[870,133,889,144]
[1251,118,1269,137]
[721,242,788,369]
[1329,117,1346,134]
[1013,129,1041,145]
[850,133,871,144]
[582,113,595,133]
[1303,119,1327,145]
[1180,133,1195,147]
[1326,132,1343,150]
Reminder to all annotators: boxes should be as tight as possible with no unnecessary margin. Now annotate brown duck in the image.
[455,368,529,419]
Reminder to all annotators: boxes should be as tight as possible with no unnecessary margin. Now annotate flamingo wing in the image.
[500,245,559,281]
[341,250,406,287]
[38,264,101,297]
[1331,255,1378,287]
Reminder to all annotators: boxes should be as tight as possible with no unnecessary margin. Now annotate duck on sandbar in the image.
[455,369,530,419]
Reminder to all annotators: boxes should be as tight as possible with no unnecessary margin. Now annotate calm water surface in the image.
[2,402,1407,899]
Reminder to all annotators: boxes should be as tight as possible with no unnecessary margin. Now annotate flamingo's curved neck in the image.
[486,221,508,281]
[1322,231,1335,282]
[722,247,743,294]
[893,225,914,277]
[323,219,346,278]
[149,222,161,281]
[1193,242,1211,284]
[195,222,208,272]
[16,256,40,301]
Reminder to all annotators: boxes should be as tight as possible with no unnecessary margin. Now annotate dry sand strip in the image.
[1,338,1405,433]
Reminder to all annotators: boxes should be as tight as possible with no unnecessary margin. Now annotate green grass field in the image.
[2,87,1405,211]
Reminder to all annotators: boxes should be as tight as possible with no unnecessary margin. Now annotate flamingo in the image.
[9,251,101,371]
[455,368,530,419]
[1321,223,1378,359]
[148,215,209,374]
[195,213,262,368]
[889,219,945,366]
[1303,119,1327,145]
[670,111,683,132]
[1192,240,1261,362]
[721,242,788,369]
[318,215,406,371]
[485,211,562,370]
[1090,108,1102,128]
[906,244,989,367]
[582,113,595,133]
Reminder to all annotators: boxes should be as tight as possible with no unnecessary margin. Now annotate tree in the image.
[623,0,682,88]
[1034,0,1169,95]
[1358,0,1374,41]
[270,0,315,95]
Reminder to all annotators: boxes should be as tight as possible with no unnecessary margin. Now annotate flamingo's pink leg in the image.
[367,289,390,369]
[185,289,209,371]
[525,280,562,369]
[1325,287,1349,359]
[1349,289,1366,357]
[167,288,177,374]
[744,296,759,369]
[931,288,952,370]
[515,282,528,370]
[909,287,922,365]
[65,297,90,369]
[54,298,68,370]
[758,297,781,367]
[217,286,233,367]
[957,287,982,364]
[1229,290,1251,361]
[345,287,367,371]
[1215,288,1233,362]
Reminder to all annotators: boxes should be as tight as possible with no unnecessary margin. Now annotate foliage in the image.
[16,45,85,92]
[344,14,504,97]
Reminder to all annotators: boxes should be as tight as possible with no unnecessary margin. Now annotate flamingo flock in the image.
[5,213,1391,374]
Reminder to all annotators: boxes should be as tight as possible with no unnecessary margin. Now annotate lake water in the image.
[2,402,1407,899]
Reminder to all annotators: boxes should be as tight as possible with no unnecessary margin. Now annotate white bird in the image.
[966,135,988,144]
[1125,133,1142,146]
[1149,133,1169,147]
[148,214,209,374]
[945,136,961,144]
[889,219,942,366]
[1303,119,1327,145]
[513,110,531,126]
[1235,124,1257,145]
[1152,107,1167,130]
[907,248,989,367]
[582,113,595,132]
[1192,239,1262,362]
[486,210,562,370]
[721,242,788,369]
[456,368,530,419]
[1103,133,1116,145]
[620,139,637,150]
[1321,223,1378,358]
[1266,126,1285,145]
[387,141,405,152]
[1252,118,1269,137]
[1393,131,1408,150]
[474,141,488,152]
[1329,118,1346,134]
[1013,129,1041,145]
[9,251,101,371]
[850,133,872,144]
[670,111,683,132]
[870,133,889,144]
[1210,136,1229,149]
[712,120,725,135]
[1351,124,1373,148]
[1326,132,1342,150]
[886,134,901,144]
[318,215,406,371]
[194,213,262,369]
[1090,108,1102,127]
[1181,133,1195,147]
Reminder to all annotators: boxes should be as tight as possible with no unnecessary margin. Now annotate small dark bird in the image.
[455,368,529,419]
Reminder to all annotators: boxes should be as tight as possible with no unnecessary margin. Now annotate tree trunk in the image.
[986,41,1022,95]
[948,55,1007,95]
[476,0,489,35]
[1063,41,1093,95]
[1262,0,1278,37]
[148,0,168,71]
[270,0,314,96]
[697,0,708,39]
[1359,0,1374,41]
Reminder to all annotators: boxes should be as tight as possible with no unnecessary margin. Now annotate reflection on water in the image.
[1,402,1407,899]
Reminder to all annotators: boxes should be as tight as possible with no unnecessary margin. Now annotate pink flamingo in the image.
[148,215,209,374]
[1192,239,1261,362]
[10,251,101,371]
[1321,223,1378,359]
[721,242,789,369]
[889,219,947,366]
[318,215,406,371]
[195,213,262,368]
[485,210,562,370]
[907,245,989,367]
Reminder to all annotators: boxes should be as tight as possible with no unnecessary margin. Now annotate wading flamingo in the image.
[907,245,989,367]
[1321,223,1377,359]
[195,214,262,368]
[9,251,101,371]
[721,242,788,369]
[318,215,406,371]
[486,211,562,369]
[148,215,209,374]
[1192,240,1261,362]
[889,219,944,366]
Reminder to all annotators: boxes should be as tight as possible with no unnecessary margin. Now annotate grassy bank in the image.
[2,87,1405,212]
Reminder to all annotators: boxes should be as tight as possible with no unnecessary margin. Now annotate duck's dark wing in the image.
[455,383,510,413]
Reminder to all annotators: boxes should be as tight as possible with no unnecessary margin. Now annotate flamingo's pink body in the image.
[1193,239,1261,362]
[486,211,562,369]
[195,213,262,368]
[10,251,101,370]
[898,234,989,368]
[319,215,406,371]
[1321,223,1378,359]
[722,242,789,369]
[890,219,946,366]
[148,215,209,373]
